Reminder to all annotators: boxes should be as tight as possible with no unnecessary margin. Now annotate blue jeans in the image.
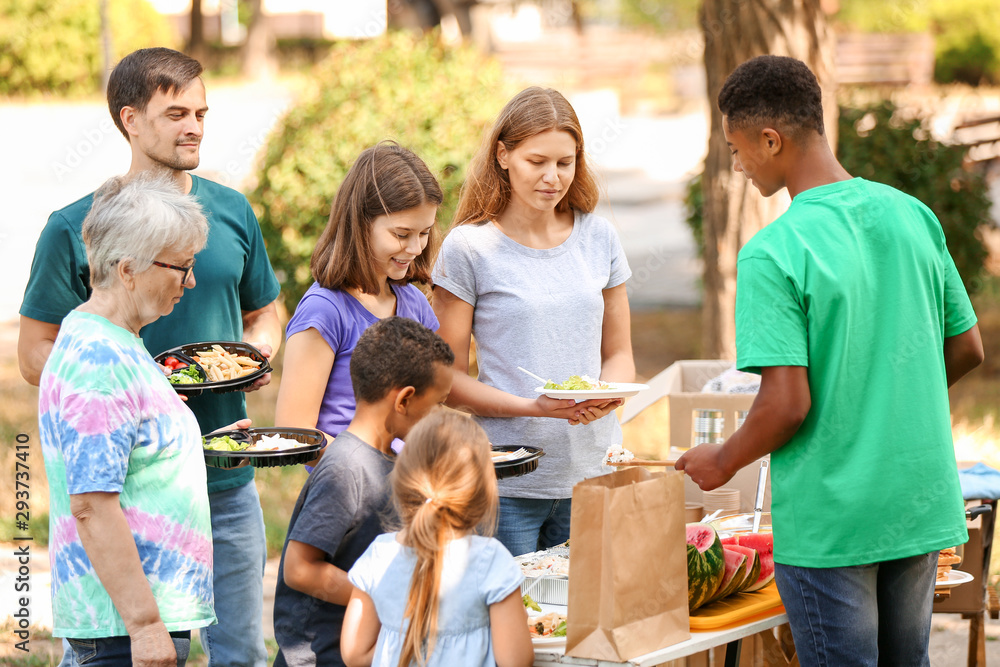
[495,497,572,556]
[200,482,269,667]
[63,632,190,666]
[774,551,938,667]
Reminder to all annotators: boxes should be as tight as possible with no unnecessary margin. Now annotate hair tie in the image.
[424,497,433,505]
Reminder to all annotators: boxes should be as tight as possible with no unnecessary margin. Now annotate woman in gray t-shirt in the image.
[432,87,634,556]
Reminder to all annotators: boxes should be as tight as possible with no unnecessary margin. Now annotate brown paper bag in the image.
[565,467,690,661]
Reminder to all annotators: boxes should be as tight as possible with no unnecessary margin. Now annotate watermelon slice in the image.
[735,532,775,592]
[686,523,726,610]
[724,544,760,594]
[704,547,748,604]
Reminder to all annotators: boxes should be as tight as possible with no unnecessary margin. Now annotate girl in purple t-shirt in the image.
[275,143,442,450]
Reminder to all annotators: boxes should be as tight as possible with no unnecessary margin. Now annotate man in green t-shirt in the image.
[19,48,281,666]
[676,55,984,664]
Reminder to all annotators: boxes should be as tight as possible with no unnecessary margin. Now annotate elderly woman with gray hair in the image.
[39,173,232,667]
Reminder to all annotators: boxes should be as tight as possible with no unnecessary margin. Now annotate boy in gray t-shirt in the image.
[272,317,454,667]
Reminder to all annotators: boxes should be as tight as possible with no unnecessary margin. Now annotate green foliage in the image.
[0,511,49,546]
[935,32,999,86]
[615,0,701,32]
[685,172,704,258]
[683,101,990,293]
[837,102,990,292]
[835,0,1000,85]
[0,0,177,96]
[248,32,510,308]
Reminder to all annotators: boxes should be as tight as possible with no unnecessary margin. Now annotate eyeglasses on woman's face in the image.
[152,258,196,285]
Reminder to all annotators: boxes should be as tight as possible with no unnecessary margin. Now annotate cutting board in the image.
[689,583,784,631]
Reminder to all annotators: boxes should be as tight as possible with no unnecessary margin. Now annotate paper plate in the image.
[936,570,974,589]
[535,382,649,400]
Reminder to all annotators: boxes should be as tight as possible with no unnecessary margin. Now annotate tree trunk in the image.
[242,0,276,80]
[99,0,113,93]
[699,0,837,359]
[189,0,206,62]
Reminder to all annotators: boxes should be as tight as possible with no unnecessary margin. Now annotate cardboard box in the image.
[622,360,755,450]
[621,360,769,513]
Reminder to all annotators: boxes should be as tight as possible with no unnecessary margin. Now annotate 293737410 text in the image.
[11,432,32,652]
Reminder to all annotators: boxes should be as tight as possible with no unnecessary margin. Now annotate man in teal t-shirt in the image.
[677,56,984,665]
[19,48,281,667]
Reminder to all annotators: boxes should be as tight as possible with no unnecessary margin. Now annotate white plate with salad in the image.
[535,375,649,401]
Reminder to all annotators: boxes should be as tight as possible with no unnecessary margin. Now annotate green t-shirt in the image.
[735,178,975,568]
[21,175,281,493]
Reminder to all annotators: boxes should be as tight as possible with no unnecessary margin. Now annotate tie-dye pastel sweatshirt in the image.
[39,310,215,638]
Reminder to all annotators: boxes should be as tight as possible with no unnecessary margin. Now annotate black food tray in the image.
[155,341,272,396]
[493,445,544,480]
[202,427,326,469]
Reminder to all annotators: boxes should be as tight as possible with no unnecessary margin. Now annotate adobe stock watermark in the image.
[217,109,287,188]
[587,116,628,159]
[50,116,121,182]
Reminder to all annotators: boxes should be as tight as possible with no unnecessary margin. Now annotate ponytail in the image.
[397,497,447,667]
[390,412,497,667]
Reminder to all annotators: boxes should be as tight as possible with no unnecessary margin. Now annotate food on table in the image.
[203,435,249,451]
[519,554,570,578]
[705,548,749,605]
[193,344,262,382]
[937,547,961,581]
[686,523,726,610]
[543,374,612,391]
[721,532,775,592]
[246,434,303,451]
[528,612,567,638]
[168,365,204,385]
[522,594,542,612]
[723,544,761,594]
[604,443,634,464]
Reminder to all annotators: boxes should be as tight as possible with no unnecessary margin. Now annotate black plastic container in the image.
[155,341,272,396]
[159,351,209,395]
[202,427,326,469]
[493,445,545,480]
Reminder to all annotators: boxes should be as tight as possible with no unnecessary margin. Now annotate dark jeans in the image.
[774,552,938,667]
[495,496,572,556]
[64,631,191,666]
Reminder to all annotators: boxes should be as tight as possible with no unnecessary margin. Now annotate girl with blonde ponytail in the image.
[341,412,534,667]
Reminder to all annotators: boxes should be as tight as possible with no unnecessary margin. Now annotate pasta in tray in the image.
[528,612,567,638]
[193,344,262,382]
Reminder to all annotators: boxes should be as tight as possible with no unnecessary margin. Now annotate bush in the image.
[935,32,999,86]
[837,102,990,293]
[248,32,511,308]
[683,101,990,293]
[835,0,1000,85]
[0,0,177,97]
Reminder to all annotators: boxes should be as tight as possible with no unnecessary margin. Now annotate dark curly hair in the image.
[718,55,825,137]
[350,317,454,404]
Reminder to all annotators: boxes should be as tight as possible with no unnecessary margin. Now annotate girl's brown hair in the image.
[452,86,599,226]
[390,411,498,667]
[311,142,443,295]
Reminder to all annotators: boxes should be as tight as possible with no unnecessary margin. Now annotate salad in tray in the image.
[203,434,305,452]
[536,375,648,400]
[543,374,612,391]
